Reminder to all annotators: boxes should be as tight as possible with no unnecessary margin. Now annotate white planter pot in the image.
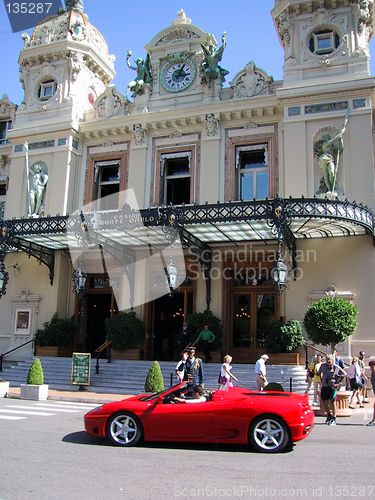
[20,384,49,401]
[0,381,9,397]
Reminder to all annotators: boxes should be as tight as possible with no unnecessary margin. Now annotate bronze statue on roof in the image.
[200,32,229,88]
[65,0,84,12]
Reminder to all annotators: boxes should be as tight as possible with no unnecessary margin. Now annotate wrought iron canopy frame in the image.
[0,196,373,293]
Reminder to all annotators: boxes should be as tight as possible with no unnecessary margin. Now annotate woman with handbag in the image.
[218,354,238,390]
[348,357,364,408]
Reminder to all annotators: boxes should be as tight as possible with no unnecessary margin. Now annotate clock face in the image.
[161,59,196,92]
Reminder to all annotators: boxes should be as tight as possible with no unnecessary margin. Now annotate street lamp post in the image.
[271,251,288,294]
[267,197,292,295]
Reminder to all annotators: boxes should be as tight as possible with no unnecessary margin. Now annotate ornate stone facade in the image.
[1,2,375,363]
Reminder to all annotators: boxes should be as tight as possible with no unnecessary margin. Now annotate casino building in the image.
[1,0,375,363]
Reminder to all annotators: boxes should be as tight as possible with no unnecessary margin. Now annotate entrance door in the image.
[149,290,193,361]
[152,293,184,361]
[85,294,112,355]
[231,292,276,363]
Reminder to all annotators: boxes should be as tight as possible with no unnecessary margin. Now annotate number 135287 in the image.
[5,2,52,14]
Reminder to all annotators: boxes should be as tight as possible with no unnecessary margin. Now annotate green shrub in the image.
[27,358,44,385]
[144,361,164,393]
[35,312,76,347]
[104,311,145,350]
[186,310,223,349]
[264,319,305,354]
[303,297,358,351]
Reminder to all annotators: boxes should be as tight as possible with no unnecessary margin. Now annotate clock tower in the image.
[143,9,222,110]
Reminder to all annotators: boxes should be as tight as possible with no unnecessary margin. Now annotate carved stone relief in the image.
[205,113,219,136]
[353,0,372,56]
[155,28,199,46]
[133,124,146,145]
[95,85,126,118]
[230,62,274,98]
[275,9,296,65]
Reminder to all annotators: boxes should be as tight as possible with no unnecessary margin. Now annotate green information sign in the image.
[71,353,91,386]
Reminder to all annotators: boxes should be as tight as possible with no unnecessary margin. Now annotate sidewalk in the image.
[7,386,375,409]
[7,386,135,404]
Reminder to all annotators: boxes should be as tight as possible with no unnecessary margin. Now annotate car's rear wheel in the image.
[249,414,290,453]
[106,412,142,447]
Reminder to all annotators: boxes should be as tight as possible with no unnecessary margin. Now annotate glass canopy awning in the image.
[1,196,374,284]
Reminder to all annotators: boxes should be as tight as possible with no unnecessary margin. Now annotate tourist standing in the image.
[319,354,347,426]
[255,354,269,391]
[218,354,238,390]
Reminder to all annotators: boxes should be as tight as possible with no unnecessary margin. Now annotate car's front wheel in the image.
[249,414,290,453]
[106,412,142,447]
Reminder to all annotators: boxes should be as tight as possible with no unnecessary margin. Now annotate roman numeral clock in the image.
[160,53,196,92]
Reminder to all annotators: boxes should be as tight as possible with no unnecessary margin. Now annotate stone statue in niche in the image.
[314,110,349,194]
[28,163,48,217]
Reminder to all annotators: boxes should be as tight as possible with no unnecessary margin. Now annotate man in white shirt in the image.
[255,354,269,391]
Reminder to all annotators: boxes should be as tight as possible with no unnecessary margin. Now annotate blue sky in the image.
[1,0,375,106]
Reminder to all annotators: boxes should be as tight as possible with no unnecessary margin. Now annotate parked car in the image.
[84,382,314,453]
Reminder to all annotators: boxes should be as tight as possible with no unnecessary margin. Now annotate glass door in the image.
[231,292,276,362]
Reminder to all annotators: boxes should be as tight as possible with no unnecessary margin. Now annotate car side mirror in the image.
[157,395,164,404]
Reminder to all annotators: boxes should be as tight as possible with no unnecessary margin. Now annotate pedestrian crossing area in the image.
[0,400,98,421]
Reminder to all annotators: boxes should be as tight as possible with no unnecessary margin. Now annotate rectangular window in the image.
[93,160,120,211]
[0,180,6,217]
[161,153,191,205]
[39,80,56,101]
[310,30,339,54]
[238,146,269,200]
[0,121,12,145]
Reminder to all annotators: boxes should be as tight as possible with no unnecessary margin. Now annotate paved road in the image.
[0,398,374,500]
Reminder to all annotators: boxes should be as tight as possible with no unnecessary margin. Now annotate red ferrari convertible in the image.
[84,382,314,453]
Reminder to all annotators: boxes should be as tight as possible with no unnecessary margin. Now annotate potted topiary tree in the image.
[35,312,76,357]
[264,319,305,364]
[144,361,164,393]
[303,297,359,352]
[104,311,145,360]
[186,310,223,362]
[20,358,48,400]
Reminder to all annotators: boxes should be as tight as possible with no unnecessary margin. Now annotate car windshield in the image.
[139,383,185,402]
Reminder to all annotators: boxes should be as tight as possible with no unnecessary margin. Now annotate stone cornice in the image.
[79,97,283,139]
[19,40,115,84]
[6,122,80,142]
[276,78,375,104]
